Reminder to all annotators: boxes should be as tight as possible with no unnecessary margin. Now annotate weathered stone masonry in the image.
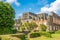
[15,12,60,31]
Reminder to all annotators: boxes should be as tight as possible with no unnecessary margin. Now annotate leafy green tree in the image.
[20,22,38,31]
[40,24,47,31]
[20,22,38,38]
[0,2,15,34]
[20,25,25,31]
[29,22,38,30]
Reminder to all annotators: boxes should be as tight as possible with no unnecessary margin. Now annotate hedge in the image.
[30,32,41,38]
[48,31,55,34]
[0,37,1,40]
[55,30,60,34]
[40,32,52,38]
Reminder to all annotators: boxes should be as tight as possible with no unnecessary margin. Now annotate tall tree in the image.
[40,24,47,31]
[29,22,38,30]
[20,22,38,31]
[0,2,15,34]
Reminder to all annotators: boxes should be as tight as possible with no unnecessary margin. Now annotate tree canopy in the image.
[0,2,15,34]
[20,22,38,31]
[40,24,47,31]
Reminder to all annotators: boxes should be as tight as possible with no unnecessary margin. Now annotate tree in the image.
[29,22,38,30]
[0,2,15,34]
[20,22,38,38]
[20,25,25,31]
[40,24,47,31]
[20,22,38,31]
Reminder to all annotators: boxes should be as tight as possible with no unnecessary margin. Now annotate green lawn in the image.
[0,34,60,40]
[30,34,60,40]
[30,36,51,40]
[0,35,20,40]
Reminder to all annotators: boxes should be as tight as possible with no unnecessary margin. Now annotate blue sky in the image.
[3,0,60,19]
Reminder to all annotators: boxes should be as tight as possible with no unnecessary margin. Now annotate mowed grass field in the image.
[30,34,60,40]
[0,35,21,40]
[0,34,60,40]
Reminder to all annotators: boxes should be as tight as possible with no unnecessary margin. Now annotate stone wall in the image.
[47,12,60,31]
[16,12,60,31]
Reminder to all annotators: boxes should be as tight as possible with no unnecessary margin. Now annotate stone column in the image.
[53,26,55,31]
[49,26,52,31]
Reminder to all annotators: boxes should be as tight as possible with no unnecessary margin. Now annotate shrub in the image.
[0,28,12,35]
[30,32,41,38]
[40,32,52,38]
[40,24,47,31]
[0,28,17,35]
[19,35,28,40]
[0,29,3,35]
[11,29,17,34]
[48,31,55,34]
[44,32,51,38]
[55,30,60,34]
[0,37,1,40]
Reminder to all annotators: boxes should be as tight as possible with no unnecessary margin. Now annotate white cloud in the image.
[37,0,48,5]
[40,0,60,14]
[5,0,20,6]
[0,0,2,1]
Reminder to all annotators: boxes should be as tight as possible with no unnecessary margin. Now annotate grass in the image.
[0,35,20,40]
[0,34,60,40]
[51,34,60,40]
[30,36,51,40]
[30,34,60,40]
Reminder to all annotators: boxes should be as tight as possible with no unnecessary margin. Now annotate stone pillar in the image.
[56,26,58,30]
[55,26,56,31]
[53,26,55,31]
[49,26,52,31]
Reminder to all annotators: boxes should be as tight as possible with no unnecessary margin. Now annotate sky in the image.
[2,0,60,19]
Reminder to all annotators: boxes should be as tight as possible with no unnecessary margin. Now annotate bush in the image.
[48,31,55,34]
[0,37,1,40]
[0,28,17,35]
[55,30,60,34]
[19,35,28,40]
[30,32,52,38]
[0,29,3,35]
[40,24,47,31]
[0,28,12,35]
[11,29,17,34]
[44,32,51,38]
[11,34,28,40]
[30,32,41,38]
[40,32,52,38]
